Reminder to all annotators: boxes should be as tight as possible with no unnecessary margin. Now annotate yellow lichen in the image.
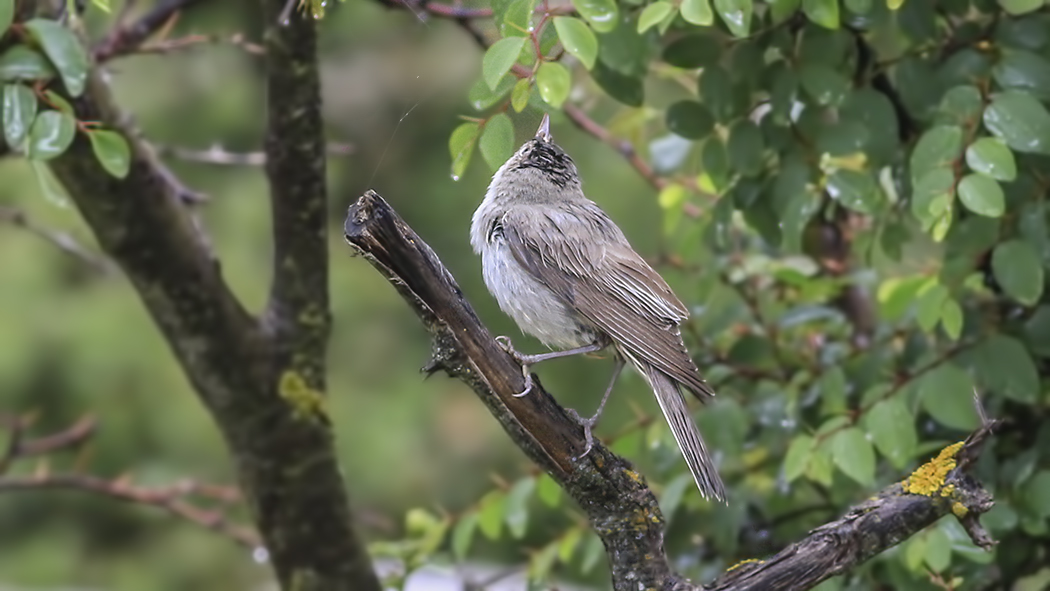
[278,370,328,423]
[952,502,969,518]
[902,441,964,496]
[939,484,955,497]
[727,558,764,572]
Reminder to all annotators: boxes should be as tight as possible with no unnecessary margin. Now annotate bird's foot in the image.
[566,408,598,459]
[495,336,534,397]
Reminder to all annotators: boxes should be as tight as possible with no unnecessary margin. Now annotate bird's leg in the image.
[495,336,605,397]
[567,356,625,458]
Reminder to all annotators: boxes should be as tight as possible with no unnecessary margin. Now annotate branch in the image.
[0,416,256,547]
[94,0,213,61]
[152,141,353,166]
[344,190,682,590]
[0,206,114,272]
[342,190,999,591]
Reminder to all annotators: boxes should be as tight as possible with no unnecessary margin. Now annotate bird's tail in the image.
[633,359,726,502]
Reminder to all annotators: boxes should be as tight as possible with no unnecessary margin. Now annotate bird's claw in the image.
[496,335,534,397]
[566,408,597,459]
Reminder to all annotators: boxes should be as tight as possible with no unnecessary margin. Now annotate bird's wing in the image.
[501,204,713,399]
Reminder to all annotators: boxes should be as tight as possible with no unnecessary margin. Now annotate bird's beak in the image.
[535,113,552,142]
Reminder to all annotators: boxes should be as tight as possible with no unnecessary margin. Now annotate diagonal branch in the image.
[342,190,999,591]
[94,0,213,61]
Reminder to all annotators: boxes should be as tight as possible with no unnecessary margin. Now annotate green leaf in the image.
[919,364,979,431]
[665,100,714,140]
[771,0,801,23]
[878,275,927,320]
[992,239,1044,306]
[924,526,952,572]
[482,37,526,90]
[504,478,535,539]
[713,0,752,38]
[44,89,73,115]
[591,61,643,106]
[993,49,1050,101]
[1021,470,1050,517]
[29,159,68,206]
[827,169,880,214]
[681,0,714,25]
[479,113,514,172]
[0,0,12,39]
[937,85,983,125]
[727,119,764,176]
[477,489,506,540]
[911,125,963,175]
[784,434,814,483]
[940,297,963,340]
[662,34,720,68]
[965,137,1016,182]
[558,526,582,562]
[26,109,75,160]
[2,83,37,149]
[535,62,570,108]
[553,17,598,69]
[983,90,1050,155]
[511,78,531,112]
[865,398,917,469]
[916,282,949,331]
[468,76,516,111]
[451,512,478,560]
[0,46,57,82]
[580,532,605,573]
[831,427,875,486]
[658,472,691,519]
[807,441,834,485]
[638,1,674,33]
[500,0,535,37]
[910,168,955,233]
[799,63,849,106]
[571,0,619,33]
[448,122,480,180]
[818,366,848,417]
[24,19,90,97]
[536,473,562,507]
[802,0,839,29]
[957,174,1005,217]
[698,65,737,121]
[965,334,1040,403]
[1000,0,1044,16]
[87,129,131,179]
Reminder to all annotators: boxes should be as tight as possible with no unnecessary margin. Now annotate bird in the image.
[469,113,726,502]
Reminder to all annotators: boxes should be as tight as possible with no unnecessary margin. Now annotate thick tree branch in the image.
[35,12,381,591]
[343,190,998,591]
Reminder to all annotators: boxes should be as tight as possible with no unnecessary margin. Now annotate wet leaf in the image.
[2,83,37,149]
[831,427,875,486]
[957,174,1004,217]
[448,121,480,179]
[482,36,526,90]
[865,398,917,469]
[714,0,752,38]
[983,90,1050,155]
[479,113,515,172]
[0,46,57,82]
[536,62,571,108]
[27,108,75,160]
[965,137,1016,181]
[638,1,674,33]
[571,0,619,33]
[24,19,90,97]
[87,129,131,179]
[553,17,598,69]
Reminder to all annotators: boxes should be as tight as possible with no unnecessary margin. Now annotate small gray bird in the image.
[470,114,726,502]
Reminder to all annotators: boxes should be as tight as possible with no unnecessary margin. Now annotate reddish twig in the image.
[0,415,257,548]
[94,0,212,61]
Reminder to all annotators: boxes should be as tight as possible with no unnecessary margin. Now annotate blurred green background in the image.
[0,2,666,588]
